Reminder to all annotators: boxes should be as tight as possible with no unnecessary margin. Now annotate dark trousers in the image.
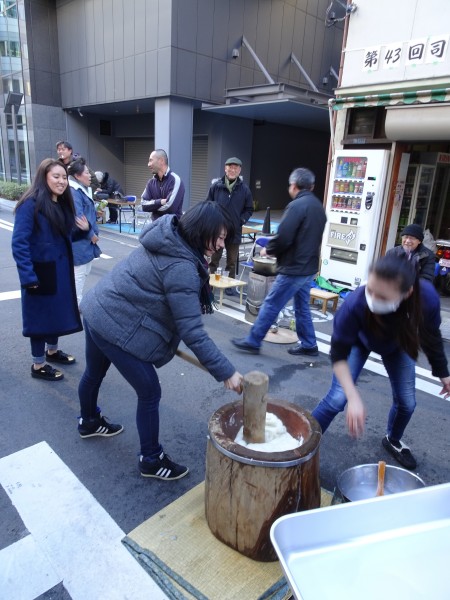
[107,203,118,222]
[209,241,240,279]
[78,320,162,458]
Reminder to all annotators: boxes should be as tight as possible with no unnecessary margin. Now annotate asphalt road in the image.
[1,200,449,598]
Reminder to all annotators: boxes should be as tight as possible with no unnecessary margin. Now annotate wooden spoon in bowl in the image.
[375,460,386,496]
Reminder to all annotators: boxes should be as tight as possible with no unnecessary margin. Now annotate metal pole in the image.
[290,53,319,92]
[241,36,275,85]
[12,104,21,184]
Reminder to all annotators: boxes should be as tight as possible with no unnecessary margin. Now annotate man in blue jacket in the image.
[232,168,326,355]
[207,157,253,291]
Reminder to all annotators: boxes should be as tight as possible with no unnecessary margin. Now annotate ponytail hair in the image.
[368,253,421,359]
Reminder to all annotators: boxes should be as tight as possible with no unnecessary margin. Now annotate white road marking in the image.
[0,218,13,231]
[0,534,61,600]
[99,253,113,259]
[220,301,447,400]
[0,442,168,600]
[0,290,21,301]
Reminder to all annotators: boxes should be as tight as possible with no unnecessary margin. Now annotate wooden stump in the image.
[205,400,321,562]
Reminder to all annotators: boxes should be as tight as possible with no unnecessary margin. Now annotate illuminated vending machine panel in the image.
[320,150,390,289]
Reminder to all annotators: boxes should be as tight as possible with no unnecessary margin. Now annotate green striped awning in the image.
[331,87,450,110]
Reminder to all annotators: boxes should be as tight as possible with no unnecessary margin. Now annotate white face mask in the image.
[365,287,402,315]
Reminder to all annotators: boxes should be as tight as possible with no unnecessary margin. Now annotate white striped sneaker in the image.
[78,415,123,438]
[139,451,189,480]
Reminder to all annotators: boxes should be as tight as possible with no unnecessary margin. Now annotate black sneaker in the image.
[382,435,417,470]
[139,451,189,480]
[31,364,64,381]
[288,345,319,357]
[46,350,76,364]
[231,337,260,354]
[78,415,124,438]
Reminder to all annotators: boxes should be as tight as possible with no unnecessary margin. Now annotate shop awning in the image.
[330,87,450,110]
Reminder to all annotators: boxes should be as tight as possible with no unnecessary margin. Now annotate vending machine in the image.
[320,149,391,289]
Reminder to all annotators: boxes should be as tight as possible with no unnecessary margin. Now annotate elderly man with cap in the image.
[386,223,436,281]
[207,157,253,293]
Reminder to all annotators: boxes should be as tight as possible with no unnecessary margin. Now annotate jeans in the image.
[312,344,416,441]
[74,261,93,304]
[209,241,240,279]
[31,336,58,363]
[245,273,317,348]
[78,320,162,457]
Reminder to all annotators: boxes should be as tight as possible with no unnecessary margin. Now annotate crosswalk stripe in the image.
[0,442,168,600]
[0,290,21,301]
[0,534,61,599]
[219,300,446,400]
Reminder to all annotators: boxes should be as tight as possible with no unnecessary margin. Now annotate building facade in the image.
[321,0,450,288]
[0,0,343,209]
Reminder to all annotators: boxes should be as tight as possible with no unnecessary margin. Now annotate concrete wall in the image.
[21,0,64,173]
[250,122,330,210]
[56,0,343,108]
[65,113,125,184]
[194,111,253,188]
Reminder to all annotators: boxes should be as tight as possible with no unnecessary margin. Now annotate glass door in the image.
[395,164,417,244]
[413,165,435,229]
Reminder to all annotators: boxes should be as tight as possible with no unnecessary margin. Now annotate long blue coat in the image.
[11,198,82,338]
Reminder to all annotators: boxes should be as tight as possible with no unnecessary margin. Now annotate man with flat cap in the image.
[386,223,435,281]
[207,157,253,293]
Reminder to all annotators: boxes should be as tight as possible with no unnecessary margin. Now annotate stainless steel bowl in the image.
[334,463,425,503]
[252,256,277,275]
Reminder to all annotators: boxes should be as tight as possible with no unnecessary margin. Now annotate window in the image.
[343,107,387,144]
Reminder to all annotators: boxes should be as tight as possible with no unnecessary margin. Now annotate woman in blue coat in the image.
[12,158,89,381]
[68,158,101,303]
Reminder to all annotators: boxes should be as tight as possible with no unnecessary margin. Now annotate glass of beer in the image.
[215,267,223,281]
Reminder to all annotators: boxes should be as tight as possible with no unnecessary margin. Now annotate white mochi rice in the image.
[234,412,303,452]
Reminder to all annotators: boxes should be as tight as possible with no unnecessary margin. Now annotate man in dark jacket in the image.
[207,157,253,290]
[141,149,185,221]
[232,168,326,356]
[56,140,99,190]
[386,223,436,281]
[94,171,124,224]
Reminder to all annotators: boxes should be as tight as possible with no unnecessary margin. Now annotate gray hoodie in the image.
[80,215,235,380]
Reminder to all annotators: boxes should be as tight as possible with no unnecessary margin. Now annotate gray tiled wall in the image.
[56,0,342,108]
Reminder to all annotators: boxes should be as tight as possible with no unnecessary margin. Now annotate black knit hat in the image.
[401,223,424,242]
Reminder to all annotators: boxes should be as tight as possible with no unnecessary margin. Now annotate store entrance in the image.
[427,164,450,240]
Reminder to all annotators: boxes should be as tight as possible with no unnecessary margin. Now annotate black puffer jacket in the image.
[267,189,326,276]
[206,176,253,243]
